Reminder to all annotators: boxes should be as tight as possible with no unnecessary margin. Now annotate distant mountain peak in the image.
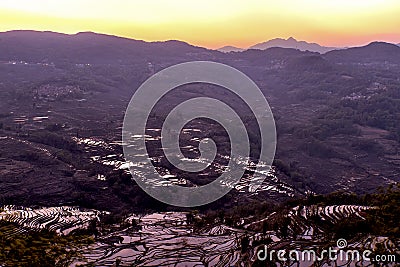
[249,37,336,54]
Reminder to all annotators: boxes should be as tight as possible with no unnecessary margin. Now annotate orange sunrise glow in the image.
[0,0,399,49]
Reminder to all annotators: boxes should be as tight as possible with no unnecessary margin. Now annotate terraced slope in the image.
[73,212,247,266]
[0,204,397,266]
[0,205,105,236]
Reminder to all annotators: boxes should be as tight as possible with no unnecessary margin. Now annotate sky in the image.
[0,0,399,49]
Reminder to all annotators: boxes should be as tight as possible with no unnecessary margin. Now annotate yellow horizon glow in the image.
[0,0,399,49]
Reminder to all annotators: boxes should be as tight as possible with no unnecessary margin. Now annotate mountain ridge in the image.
[2,30,399,55]
[1,30,399,64]
[0,30,199,48]
[324,41,400,64]
[0,30,213,64]
[249,37,337,54]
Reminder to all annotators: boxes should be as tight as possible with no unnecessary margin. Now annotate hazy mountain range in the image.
[1,30,399,59]
[217,37,336,53]
[1,30,400,66]
[250,37,337,53]
[218,37,400,54]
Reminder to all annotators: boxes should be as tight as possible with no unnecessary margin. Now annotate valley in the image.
[0,31,399,266]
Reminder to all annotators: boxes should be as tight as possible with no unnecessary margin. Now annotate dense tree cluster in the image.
[0,221,93,267]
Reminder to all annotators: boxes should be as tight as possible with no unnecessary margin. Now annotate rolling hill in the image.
[324,41,400,64]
